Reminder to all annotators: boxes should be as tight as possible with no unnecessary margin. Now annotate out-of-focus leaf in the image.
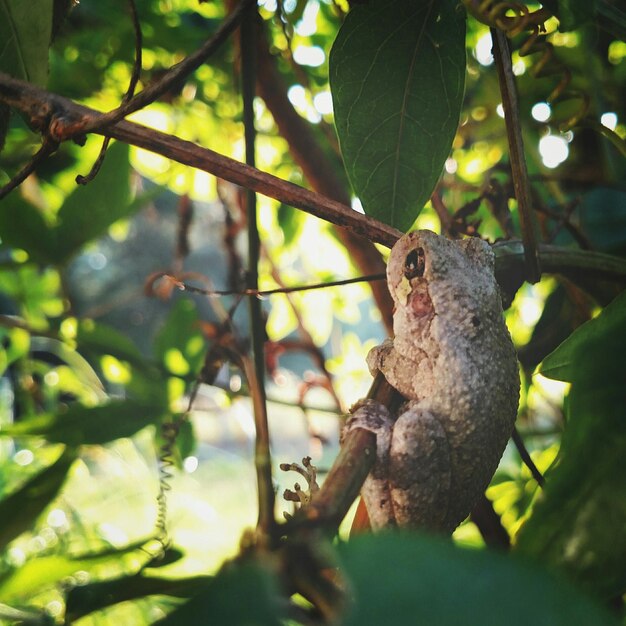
[65,573,210,623]
[551,188,626,255]
[0,602,53,624]
[340,534,618,626]
[154,562,282,626]
[52,141,131,264]
[0,142,134,266]
[0,539,156,601]
[154,299,205,378]
[1,399,165,445]
[0,0,53,85]
[330,0,466,232]
[518,291,626,598]
[76,319,151,372]
[0,449,75,550]
[276,203,303,245]
[31,335,106,396]
[0,194,59,265]
[75,318,168,403]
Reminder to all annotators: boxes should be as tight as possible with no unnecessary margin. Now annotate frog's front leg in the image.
[388,406,452,532]
[343,399,395,529]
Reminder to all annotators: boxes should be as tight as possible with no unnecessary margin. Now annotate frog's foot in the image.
[365,338,394,377]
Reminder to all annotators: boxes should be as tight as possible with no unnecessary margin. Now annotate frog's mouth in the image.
[395,275,433,318]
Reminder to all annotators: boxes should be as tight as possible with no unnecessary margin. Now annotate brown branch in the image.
[2,75,626,294]
[470,494,510,550]
[241,2,276,541]
[0,72,402,247]
[284,373,403,533]
[492,28,541,284]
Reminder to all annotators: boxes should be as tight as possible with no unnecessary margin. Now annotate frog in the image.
[344,230,520,533]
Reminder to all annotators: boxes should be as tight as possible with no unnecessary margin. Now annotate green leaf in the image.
[154,562,282,626]
[539,290,626,382]
[53,141,131,264]
[155,298,205,378]
[517,293,626,599]
[0,143,137,265]
[340,534,618,626]
[0,193,59,265]
[0,449,75,550]
[329,0,466,232]
[0,0,53,85]
[0,540,156,601]
[76,319,150,372]
[1,399,165,445]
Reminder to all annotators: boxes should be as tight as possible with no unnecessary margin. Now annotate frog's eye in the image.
[404,247,425,279]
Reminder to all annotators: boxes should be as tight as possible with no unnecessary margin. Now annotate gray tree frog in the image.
[344,230,519,533]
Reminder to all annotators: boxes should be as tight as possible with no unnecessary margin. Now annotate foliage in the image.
[0,0,625,625]
[330,0,466,231]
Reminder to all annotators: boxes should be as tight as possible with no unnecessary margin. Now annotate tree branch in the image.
[0,72,402,248]
[2,74,626,293]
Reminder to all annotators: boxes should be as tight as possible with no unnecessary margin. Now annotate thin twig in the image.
[512,428,545,486]
[158,272,386,298]
[0,137,57,200]
[76,0,143,185]
[491,27,541,284]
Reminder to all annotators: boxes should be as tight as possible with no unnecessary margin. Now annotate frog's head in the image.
[386,230,494,310]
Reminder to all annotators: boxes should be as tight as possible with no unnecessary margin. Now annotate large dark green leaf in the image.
[0,449,75,550]
[340,534,618,626]
[0,0,52,85]
[1,399,165,446]
[154,562,281,626]
[330,0,466,232]
[517,291,626,599]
